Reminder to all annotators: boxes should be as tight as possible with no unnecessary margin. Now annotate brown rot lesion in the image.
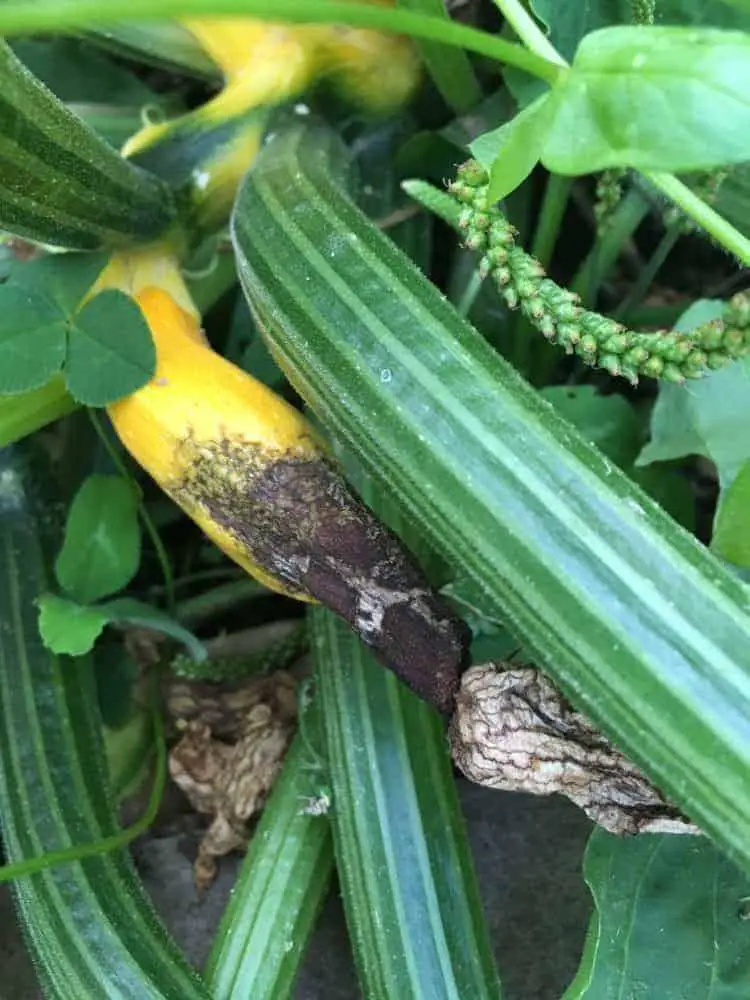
[174,439,470,713]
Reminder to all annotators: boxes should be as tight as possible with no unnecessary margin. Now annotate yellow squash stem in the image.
[97,250,468,711]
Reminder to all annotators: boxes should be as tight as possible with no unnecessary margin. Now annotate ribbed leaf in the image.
[205,736,334,999]
[0,41,175,249]
[311,608,501,1000]
[0,449,209,999]
[232,122,750,871]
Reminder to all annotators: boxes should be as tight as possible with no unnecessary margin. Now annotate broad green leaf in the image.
[0,285,66,392]
[712,459,750,567]
[637,357,750,486]
[37,593,108,656]
[541,385,642,468]
[100,597,207,661]
[542,27,750,174]
[0,375,76,446]
[66,290,155,406]
[55,473,141,603]
[636,299,750,486]
[564,829,750,998]
[470,93,552,203]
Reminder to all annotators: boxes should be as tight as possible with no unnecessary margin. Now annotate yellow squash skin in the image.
[107,285,325,600]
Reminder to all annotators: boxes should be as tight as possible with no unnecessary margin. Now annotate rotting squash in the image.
[99,251,468,712]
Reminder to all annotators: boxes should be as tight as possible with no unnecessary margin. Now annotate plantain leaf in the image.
[564,829,750,998]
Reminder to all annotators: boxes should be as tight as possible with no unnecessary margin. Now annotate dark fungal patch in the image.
[173,438,469,713]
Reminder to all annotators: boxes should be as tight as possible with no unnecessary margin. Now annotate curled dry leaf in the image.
[449,664,700,836]
[167,670,297,889]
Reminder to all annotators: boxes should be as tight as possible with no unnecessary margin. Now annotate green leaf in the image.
[205,736,334,998]
[0,40,176,250]
[0,449,211,999]
[12,250,109,316]
[37,592,108,655]
[66,290,155,406]
[99,597,208,661]
[637,303,750,486]
[0,285,66,392]
[233,122,750,870]
[541,385,642,469]
[470,93,552,203]
[712,459,750,567]
[0,376,77,446]
[394,0,481,113]
[542,26,750,174]
[564,830,750,998]
[37,593,206,660]
[55,473,141,603]
[312,608,501,999]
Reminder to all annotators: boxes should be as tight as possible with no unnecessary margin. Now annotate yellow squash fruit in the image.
[97,249,468,711]
[107,283,325,600]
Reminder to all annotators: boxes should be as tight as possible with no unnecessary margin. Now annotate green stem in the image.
[88,409,176,615]
[531,173,573,269]
[0,0,563,83]
[0,683,166,883]
[494,0,568,66]
[396,0,482,113]
[645,171,750,265]
[176,577,268,626]
[571,188,650,306]
[456,269,484,318]
[615,218,682,320]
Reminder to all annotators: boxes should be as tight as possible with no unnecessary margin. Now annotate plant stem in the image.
[0,0,564,83]
[494,0,568,66]
[88,409,176,615]
[571,188,650,306]
[645,171,750,266]
[176,577,269,626]
[531,172,572,268]
[615,218,682,319]
[396,0,482,113]
[456,269,484,318]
